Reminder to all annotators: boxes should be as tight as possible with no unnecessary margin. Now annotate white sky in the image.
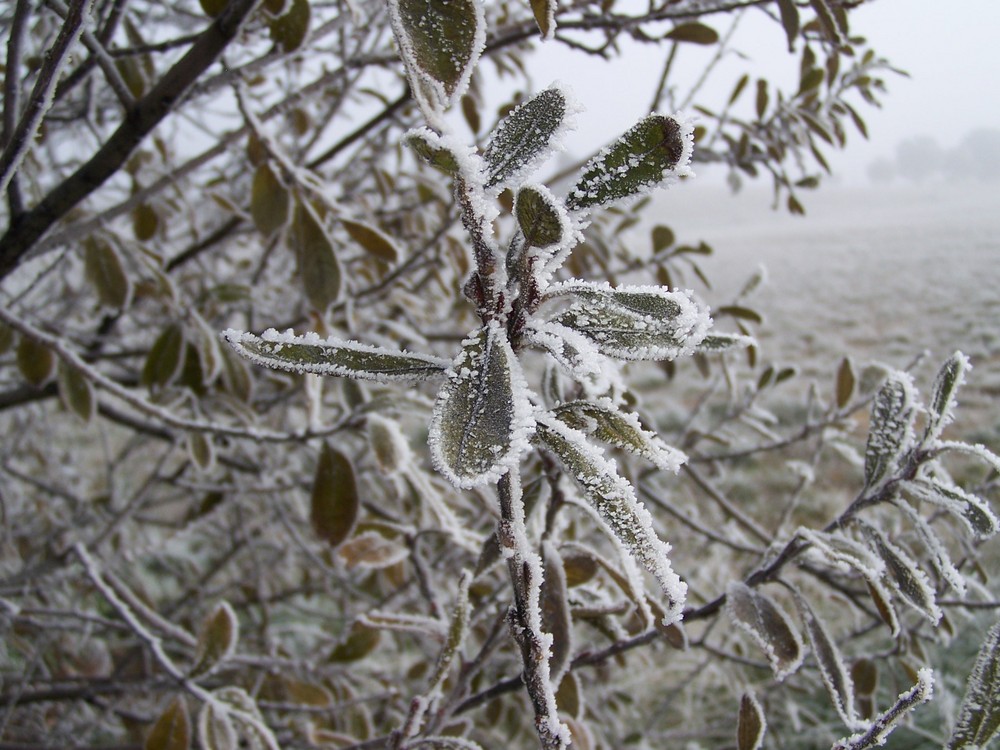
[513,0,1000,184]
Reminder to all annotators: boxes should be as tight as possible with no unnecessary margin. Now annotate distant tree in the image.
[1,1,998,750]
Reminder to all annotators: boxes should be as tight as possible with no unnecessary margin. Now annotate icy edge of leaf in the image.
[551,397,686,473]
[525,320,620,395]
[924,351,971,443]
[428,322,535,489]
[222,328,450,381]
[832,668,933,750]
[725,581,804,681]
[948,617,1000,749]
[534,414,686,624]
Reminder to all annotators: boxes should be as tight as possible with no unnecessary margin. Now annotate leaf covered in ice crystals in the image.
[863,372,916,488]
[542,281,710,361]
[429,323,534,488]
[222,328,450,381]
[949,617,1000,749]
[725,582,803,681]
[566,113,692,211]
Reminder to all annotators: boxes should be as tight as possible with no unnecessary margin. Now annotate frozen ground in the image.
[642,180,1000,446]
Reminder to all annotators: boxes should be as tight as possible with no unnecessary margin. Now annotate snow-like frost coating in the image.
[725,581,804,681]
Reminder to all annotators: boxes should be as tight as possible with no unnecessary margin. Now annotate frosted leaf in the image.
[222,328,450,381]
[566,113,693,212]
[408,738,486,750]
[925,352,971,442]
[797,528,886,582]
[893,499,966,595]
[859,522,941,625]
[948,617,1000,749]
[426,571,471,703]
[146,697,190,750]
[863,372,917,489]
[359,610,447,639]
[540,281,710,361]
[336,531,409,570]
[189,601,239,679]
[515,184,571,249]
[289,198,341,313]
[483,83,579,191]
[903,479,998,541]
[540,541,573,683]
[404,127,461,175]
[725,582,804,681]
[387,0,485,124]
[737,692,766,750]
[367,413,413,475]
[695,332,756,353]
[794,593,860,729]
[529,0,557,39]
[534,415,686,623]
[551,397,686,473]
[936,441,1000,476]
[428,323,535,488]
[832,669,933,750]
[197,700,237,750]
[525,320,618,394]
[199,688,278,750]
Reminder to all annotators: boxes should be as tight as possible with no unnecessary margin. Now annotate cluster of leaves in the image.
[0,1,998,750]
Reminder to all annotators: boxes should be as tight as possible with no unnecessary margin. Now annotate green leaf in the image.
[665,22,719,45]
[426,571,471,695]
[795,594,857,727]
[484,85,571,190]
[190,602,239,678]
[836,356,855,409]
[310,443,358,548]
[861,523,940,624]
[146,697,191,750]
[552,398,684,473]
[250,163,289,237]
[695,332,755,353]
[925,351,969,441]
[84,236,130,310]
[57,361,95,423]
[949,617,1000,749]
[728,74,749,106]
[16,336,55,387]
[534,416,686,623]
[832,670,933,750]
[544,281,709,361]
[798,67,825,96]
[133,204,159,241]
[904,479,998,541]
[387,0,484,115]
[651,224,674,252]
[404,128,461,175]
[776,0,799,50]
[716,305,763,324]
[540,542,572,682]
[567,114,692,211]
[0,322,13,354]
[329,621,380,662]
[515,184,568,248]
[725,582,803,681]
[529,0,556,39]
[342,219,400,264]
[141,323,185,388]
[267,0,310,52]
[429,323,534,488]
[737,692,765,750]
[863,373,916,488]
[289,199,341,313]
[755,79,769,120]
[223,329,450,381]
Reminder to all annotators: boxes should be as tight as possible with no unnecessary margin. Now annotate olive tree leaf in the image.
[337,531,408,570]
[525,320,615,393]
[289,199,341,313]
[925,351,970,443]
[836,356,856,409]
[725,582,804,681]
[342,219,400,264]
[737,692,766,750]
[84,236,130,310]
[250,162,289,237]
[832,669,934,750]
[387,0,485,122]
[408,739,485,750]
[189,601,239,679]
[141,323,185,388]
[859,522,941,624]
[529,0,557,39]
[948,617,1000,749]
[404,127,463,175]
[429,323,535,488]
[329,621,381,662]
[515,184,570,249]
[310,442,358,549]
[145,697,190,750]
[566,113,693,212]
[541,281,710,361]
[222,328,450,381]
[863,372,916,489]
[57,361,95,423]
[695,332,755,353]
[665,22,719,44]
[540,541,573,683]
[425,571,471,701]
[267,0,310,52]
[483,84,576,191]
[209,687,278,750]
[551,397,685,473]
[197,701,237,750]
[534,415,686,624]
[903,479,998,541]
[794,593,859,729]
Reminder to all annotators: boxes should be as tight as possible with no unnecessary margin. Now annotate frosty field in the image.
[648,181,1000,448]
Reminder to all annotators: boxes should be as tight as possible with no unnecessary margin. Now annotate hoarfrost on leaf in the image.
[948,617,1000,749]
[902,478,998,541]
[832,668,933,750]
[725,581,804,681]
[429,323,535,488]
[924,351,970,443]
[863,371,917,489]
[222,328,450,381]
[859,522,941,625]
[794,592,860,729]
[534,414,686,623]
